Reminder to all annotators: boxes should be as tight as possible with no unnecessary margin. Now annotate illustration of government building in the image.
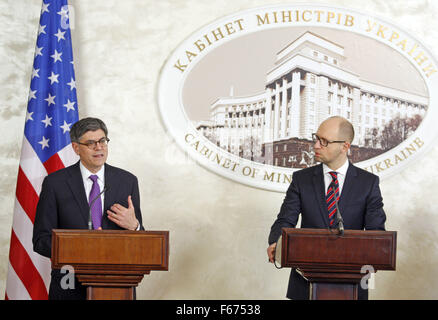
[196,32,428,167]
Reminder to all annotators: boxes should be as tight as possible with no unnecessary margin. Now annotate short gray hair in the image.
[70,117,108,142]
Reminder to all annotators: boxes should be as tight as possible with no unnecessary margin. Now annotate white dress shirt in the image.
[322,159,349,196]
[79,161,105,214]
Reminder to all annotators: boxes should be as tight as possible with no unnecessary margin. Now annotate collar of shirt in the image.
[322,159,349,195]
[79,161,105,204]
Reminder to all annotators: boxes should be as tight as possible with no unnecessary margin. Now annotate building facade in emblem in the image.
[196,32,428,167]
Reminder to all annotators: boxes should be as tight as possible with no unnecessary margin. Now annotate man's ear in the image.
[343,141,351,154]
[72,142,80,155]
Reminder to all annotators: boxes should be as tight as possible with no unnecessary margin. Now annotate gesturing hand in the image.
[107,195,139,230]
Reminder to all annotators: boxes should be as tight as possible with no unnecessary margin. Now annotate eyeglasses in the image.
[77,137,110,149]
[312,133,345,147]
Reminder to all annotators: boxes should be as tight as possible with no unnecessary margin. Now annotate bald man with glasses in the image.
[267,116,386,300]
[33,117,144,300]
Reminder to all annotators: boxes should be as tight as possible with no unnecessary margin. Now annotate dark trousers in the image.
[48,269,137,300]
[48,269,87,300]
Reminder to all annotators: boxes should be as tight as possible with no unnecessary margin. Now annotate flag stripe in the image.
[19,137,47,195]
[16,167,40,224]
[8,231,48,300]
[5,261,31,300]
[43,152,65,174]
[13,199,51,290]
[58,143,78,165]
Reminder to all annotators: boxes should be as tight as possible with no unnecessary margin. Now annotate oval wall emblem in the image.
[157,4,438,192]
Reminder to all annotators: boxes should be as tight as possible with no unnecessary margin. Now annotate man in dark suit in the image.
[267,116,386,300]
[33,117,144,300]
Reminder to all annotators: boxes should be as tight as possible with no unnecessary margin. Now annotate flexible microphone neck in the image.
[88,185,109,230]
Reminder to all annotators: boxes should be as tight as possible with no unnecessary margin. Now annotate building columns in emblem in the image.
[290,71,301,138]
[273,81,280,141]
[280,77,288,139]
[351,87,361,145]
[264,88,273,143]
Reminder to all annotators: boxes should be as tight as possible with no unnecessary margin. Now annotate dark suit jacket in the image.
[268,162,386,300]
[32,161,144,299]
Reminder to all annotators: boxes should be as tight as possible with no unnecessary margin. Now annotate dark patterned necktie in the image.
[89,175,102,229]
[326,171,339,227]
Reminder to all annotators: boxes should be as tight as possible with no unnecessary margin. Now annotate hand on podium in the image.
[267,243,277,263]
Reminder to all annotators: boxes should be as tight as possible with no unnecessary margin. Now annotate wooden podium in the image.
[279,228,396,300]
[51,229,169,300]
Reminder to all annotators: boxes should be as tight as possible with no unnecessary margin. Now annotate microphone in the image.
[331,181,344,236]
[88,185,109,230]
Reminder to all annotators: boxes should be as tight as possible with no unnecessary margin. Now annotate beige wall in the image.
[1,0,438,299]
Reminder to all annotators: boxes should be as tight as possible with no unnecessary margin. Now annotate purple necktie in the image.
[89,175,102,229]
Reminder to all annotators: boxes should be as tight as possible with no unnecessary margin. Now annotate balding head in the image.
[322,116,354,143]
[314,116,353,170]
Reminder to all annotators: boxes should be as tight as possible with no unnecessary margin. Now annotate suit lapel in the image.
[338,162,357,214]
[102,163,120,228]
[66,161,89,226]
[312,164,330,228]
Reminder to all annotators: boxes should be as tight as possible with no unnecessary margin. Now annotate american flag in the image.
[5,0,79,300]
